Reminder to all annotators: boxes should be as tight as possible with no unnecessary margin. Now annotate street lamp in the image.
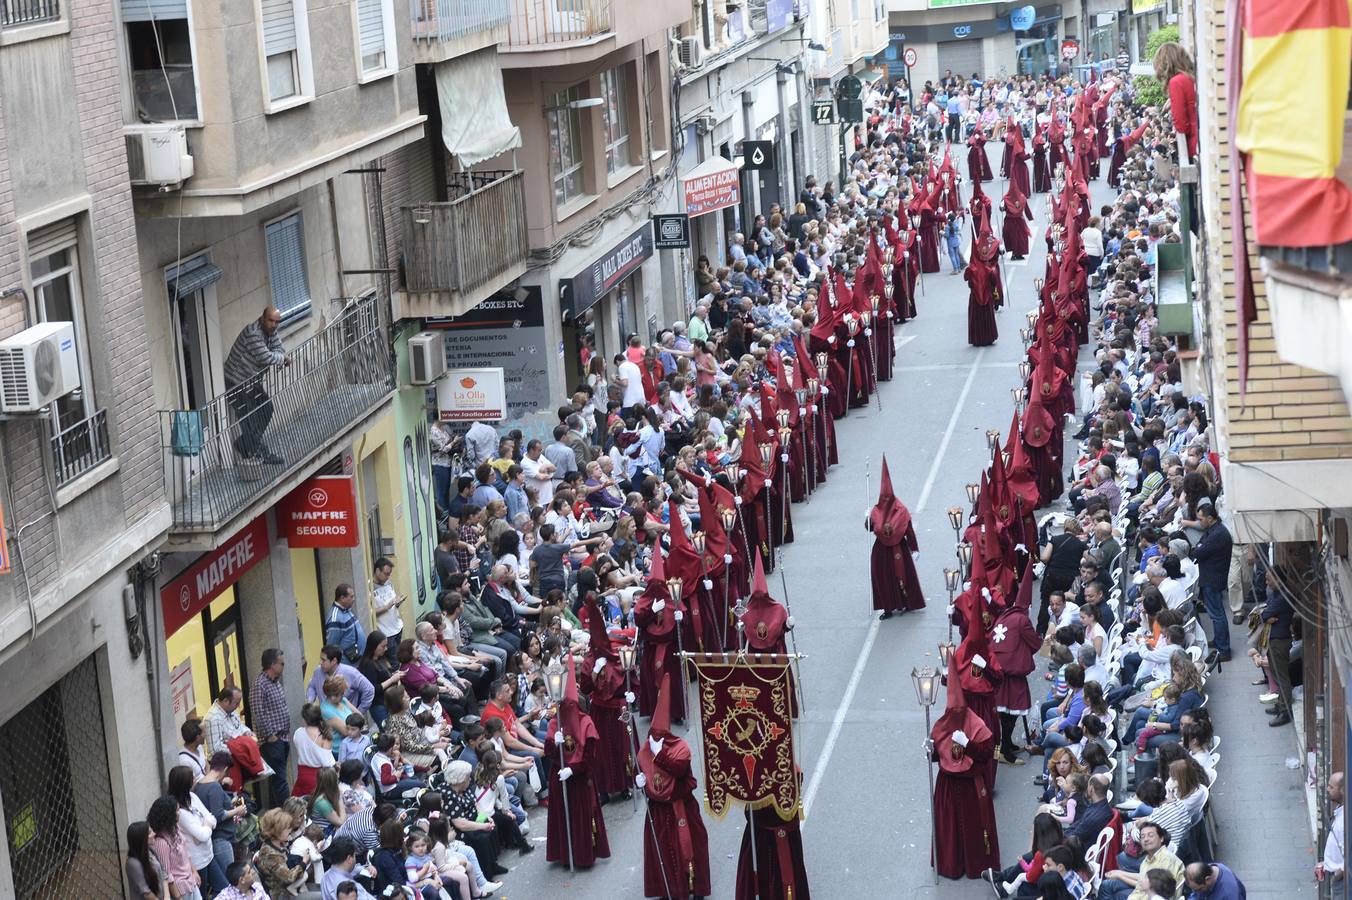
[911,665,941,882]
[542,657,574,872]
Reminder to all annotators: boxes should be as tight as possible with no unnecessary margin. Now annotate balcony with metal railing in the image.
[398,170,529,319]
[506,0,610,47]
[1,0,60,27]
[410,0,512,63]
[51,409,112,488]
[159,294,394,534]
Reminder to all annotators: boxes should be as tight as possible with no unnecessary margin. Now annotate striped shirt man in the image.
[224,316,285,387]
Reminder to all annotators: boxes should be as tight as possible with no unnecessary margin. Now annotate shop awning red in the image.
[682,156,742,217]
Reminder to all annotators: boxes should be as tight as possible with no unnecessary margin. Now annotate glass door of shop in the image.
[165,586,247,730]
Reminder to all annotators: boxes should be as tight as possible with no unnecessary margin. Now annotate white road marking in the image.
[800,346,987,825]
[894,334,919,350]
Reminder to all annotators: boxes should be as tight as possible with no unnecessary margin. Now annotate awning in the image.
[682,156,742,218]
[436,48,521,167]
[166,258,223,301]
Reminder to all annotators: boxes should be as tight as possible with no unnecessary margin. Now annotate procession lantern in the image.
[666,577,685,600]
[759,442,774,466]
[1019,328,1031,347]
[947,507,964,533]
[816,352,830,373]
[957,541,973,567]
[616,641,638,672]
[944,567,962,594]
[965,482,980,504]
[691,531,707,555]
[869,294,880,315]
[808,376,820,396]
[986,429,1001,451]
[912,666,941,707]
[543,657,567,704]
[719,506,737,532]
[1034,276,1045,294]
[1011,387,1025,408]
[795,387,808,407]
[1019,360,1032,381]
[778,427,792,445]
[937,641,956,668]
[861,310,872,328]
[775,409,791,429]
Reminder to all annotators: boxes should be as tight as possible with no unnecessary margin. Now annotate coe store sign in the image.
[278,475,359,548]
[160,517,270,638]
[438,367,507,421]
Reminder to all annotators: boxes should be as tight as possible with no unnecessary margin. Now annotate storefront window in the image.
[166,587,244,729]
[1016,24,1058,76]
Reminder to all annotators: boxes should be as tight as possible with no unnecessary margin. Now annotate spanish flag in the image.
[1235,0,1352,247]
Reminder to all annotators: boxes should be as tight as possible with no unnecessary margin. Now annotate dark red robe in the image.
[1001,195,1033,258]
[735,808,810,900]
[867,457,925,613]
[1032,140,1051,193]
[918,206,942,273]
[640,738,711,898]
[967,132,994,182]
[965,250,1000,347]
[933,744,1001,879]
[545,662,611,869]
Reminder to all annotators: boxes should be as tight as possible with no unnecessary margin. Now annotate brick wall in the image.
[66,0,163,523]
[1193,0,1352,464]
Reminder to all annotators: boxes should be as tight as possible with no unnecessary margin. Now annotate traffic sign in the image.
[839,75,863,100]
[742,140,775,170]
[1060,39,1079,60]
[812,100,837,125]
[903,47,917,67]
[837,98,864,123]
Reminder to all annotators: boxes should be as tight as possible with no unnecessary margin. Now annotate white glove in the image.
[864,329,873,337]
[558,767,574,782]
[888,311,895,319]
[847,339,856,348]
[625,691,636,705]
[653,598,666,613]
[946,604,955,616]
[821,386,830,396]
[786,615,795,628]
[828,335,837,344]
[972,653,987,669]
[635,773,647,788]
[703,579,714,590]
[724,553,734,564]
[553,730,565,746]
[593,658,607,675]
[953,730,970,748]
[780,453,789,463]
[1015,543,1028,553]
[735,496,744,506]
[981,587,991,600]
[674,610,685,623]
[962,581,972,592]
[766,479,773,489]
[649,736,663,755]
[799,407,807,417]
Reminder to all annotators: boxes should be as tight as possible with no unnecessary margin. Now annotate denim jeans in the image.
[433,464,453,518]
[947,243,964,271]
[259,737,291,806]
[211,836,235,878]
[1098,878,1134,900]
[1200,583,1231,654]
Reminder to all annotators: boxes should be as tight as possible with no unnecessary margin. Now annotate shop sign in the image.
[425,288,549,422]
[1010,5,1036,29]
[278,475,359,548]
[1061,38,1079,59]
[558,222,654,317]
[682,157,742,218]
[170,658,196,727]
[160,517,269,638]
[927,0,1001,8]
[653,213,691,249]
[437,367,507,422]
[1130,0,1165,12]
[743,140,775,170]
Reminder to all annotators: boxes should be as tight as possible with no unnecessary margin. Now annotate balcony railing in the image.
[50,409,111,488]
[402,170,529,294]
[506,0,611,48]
[1,0,60,27]
[411,0,511,43]
[160,294,394,533]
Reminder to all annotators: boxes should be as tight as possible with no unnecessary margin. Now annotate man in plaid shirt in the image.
[249,648,290,802]
[202,686,253,757]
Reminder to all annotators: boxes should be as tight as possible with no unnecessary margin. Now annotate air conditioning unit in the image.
[694,114,718,135]
[124,124,195,187]
[679,36,704,68]
[408,331,447,385]
[0,322,81,413]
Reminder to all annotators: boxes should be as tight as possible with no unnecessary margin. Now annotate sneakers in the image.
[1269,712,1292,727]
[998,752,1027,766]
[1033,774,1049,786]
[480,881,503,896]
[982,868,1009,898]
[1258,692,1279,705]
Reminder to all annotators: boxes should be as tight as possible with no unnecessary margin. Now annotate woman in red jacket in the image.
[1154,42,1198,162]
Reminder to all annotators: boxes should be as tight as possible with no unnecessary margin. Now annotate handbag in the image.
[170,410,204,457]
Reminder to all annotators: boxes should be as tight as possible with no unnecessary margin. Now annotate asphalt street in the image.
[504,150,1078,899]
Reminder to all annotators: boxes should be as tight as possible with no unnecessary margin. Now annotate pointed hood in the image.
[1020,392,1056,448]
[956,601,1000,695]
[988,444,1016,530]
[869,455,912,547]
[665,500,703,582]
[990,558,1042,680]
[636,545,678,637]
[553,653,599,765]
[675,466,734,572]
[1003,173,1027,215]
[930,656,991,774]
[648,672,675,738]
[741,552,787,651]
[583,594,613,661]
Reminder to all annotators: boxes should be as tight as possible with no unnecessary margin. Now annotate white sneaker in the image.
[480,880,503,896]
[519,820,531,834]
[1259,692,1279,704]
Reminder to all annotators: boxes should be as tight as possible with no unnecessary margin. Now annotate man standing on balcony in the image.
[223,305,288,465]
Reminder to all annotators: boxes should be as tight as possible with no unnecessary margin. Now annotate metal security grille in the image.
[0,657,123,899]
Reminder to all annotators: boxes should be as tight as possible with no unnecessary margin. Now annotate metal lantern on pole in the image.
[912,665,942,882]
[815,352,829,374]
[719,506,737,533]
[944,567,962,595]
[965,483,980,505]
[776,409,791,429]
[666,577,684,602]
[691,531,706,556]
[946,506,964,538]
[1019,360,1032,381]
[759,443,774,467]
[1019,327,1030,347]
[937,640,956,668]
[957,541,973,568]
[542,656,575,872]
[1011,387,1025,410]
[986,430,1000,451]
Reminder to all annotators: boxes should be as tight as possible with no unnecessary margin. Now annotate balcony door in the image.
[167,256,223,411]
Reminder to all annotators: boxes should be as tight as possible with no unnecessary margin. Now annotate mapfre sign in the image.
[160,517,269,637]
[279,475,359,549]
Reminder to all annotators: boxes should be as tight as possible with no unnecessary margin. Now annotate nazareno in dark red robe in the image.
[545,657,611,869]
[867,456,926,613]
[931,656,1000,880]
[735,806,810,900]
[639,684,711,899]
[965,243,1000,347]
[1001,193,1033,258]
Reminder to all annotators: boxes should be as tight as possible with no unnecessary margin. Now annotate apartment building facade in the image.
[0,0,171,895]
[1183,0,1352,882]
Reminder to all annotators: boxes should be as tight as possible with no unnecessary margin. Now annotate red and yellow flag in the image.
[1235,0,1352,246]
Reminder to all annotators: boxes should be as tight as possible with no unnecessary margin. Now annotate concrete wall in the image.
[160,0,422,192]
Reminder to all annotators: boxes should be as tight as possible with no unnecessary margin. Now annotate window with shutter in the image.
[264,213,312,320]
[261,0,303,102]
[120,0,199,121]
[356,0,388,74]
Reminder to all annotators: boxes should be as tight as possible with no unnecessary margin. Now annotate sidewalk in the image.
[1206,654,1316,895]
